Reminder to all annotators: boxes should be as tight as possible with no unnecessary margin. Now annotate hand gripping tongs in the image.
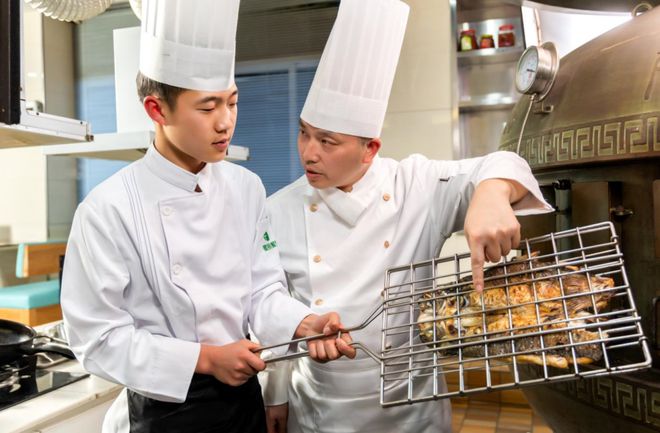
[255,302,385,364]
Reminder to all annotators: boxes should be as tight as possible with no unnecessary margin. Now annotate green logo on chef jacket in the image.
[262,231,277,251]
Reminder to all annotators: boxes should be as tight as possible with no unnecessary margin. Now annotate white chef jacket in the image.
[61,146,311,429]
[263,151,553,433]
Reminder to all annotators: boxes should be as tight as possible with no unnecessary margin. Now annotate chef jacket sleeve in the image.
[252,328,291,405]
[61,201,200,403]
[247,182,312,355]
[403,151,553,239]
[260,359,293,406]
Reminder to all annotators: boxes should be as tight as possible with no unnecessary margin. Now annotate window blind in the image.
[233,66,316,196]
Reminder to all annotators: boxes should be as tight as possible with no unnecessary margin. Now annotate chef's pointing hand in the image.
[295,313,356,361]
[464,179,525,292]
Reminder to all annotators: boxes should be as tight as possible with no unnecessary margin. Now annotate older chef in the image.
[61,1,354,433]
[261,0,554,432]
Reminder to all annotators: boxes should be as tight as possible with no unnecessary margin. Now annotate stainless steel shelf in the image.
[0,104,91,149]
[457,46,524,66]
[459,96,518,112]
[42,130,250,162]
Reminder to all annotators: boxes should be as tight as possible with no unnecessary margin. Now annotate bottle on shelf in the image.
[459,29,478,51]
[498,24,516,47]
[479,34,495,49]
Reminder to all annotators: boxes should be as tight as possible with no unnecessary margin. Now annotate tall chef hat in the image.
[139,0,240,92]
[301,0,409,138]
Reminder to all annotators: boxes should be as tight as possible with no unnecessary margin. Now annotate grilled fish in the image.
[417,254,615,368]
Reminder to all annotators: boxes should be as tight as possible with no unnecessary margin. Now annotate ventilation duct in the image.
[23,0,112,22]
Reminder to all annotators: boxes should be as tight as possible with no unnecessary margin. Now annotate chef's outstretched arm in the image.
[294,312,356,361]
[464,178,527,292]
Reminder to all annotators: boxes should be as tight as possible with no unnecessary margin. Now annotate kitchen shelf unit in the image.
[457,46,524,66]
[454,2,526,159]
[42,130,249,162]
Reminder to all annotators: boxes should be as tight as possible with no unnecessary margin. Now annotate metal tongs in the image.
[256,303,385,364]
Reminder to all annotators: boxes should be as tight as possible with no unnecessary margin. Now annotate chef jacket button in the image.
[382,193,391,202]
[172,263,182,275]
[314,298,324,306]
[313,255,322,263]
[310,203,318,212]
[162,206,173,216]
[384,240,390,249]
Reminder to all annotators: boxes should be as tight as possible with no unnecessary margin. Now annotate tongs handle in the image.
[255,303,385,363]
[259,341,381,364]
[254,330,348,363]
[260,342,356,363]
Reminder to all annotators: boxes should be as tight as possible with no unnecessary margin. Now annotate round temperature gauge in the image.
[515,42,559,100]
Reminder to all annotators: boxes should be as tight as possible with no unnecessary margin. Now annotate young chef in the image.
[261,0,554,432]
[60,1,354,432]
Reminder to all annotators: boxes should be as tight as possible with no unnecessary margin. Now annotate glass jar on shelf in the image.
[498,24,516,48]
[459,29,478,51]
[479,34,495,49]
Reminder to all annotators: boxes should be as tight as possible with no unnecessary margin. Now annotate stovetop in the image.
[0,355,88,412]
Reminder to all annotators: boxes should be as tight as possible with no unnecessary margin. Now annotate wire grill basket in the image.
[379,221,651,406]
[260,222,651,408]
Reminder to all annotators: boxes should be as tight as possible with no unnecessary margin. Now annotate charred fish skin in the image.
[419,318,604,363]
[417,256,614,369]
[444,331,604,362]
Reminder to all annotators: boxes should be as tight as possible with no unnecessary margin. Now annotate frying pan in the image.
[0,319,74,365]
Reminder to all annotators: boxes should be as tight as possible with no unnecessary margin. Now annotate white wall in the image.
[380,0,455,161]
[43,16,79,241]
[0,147,48,244]
[24,6,45,106]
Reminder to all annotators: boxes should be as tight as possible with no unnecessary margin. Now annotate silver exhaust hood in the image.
[0,102,92,149]
[0,0,91,149]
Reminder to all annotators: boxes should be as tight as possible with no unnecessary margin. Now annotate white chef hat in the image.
[301,0,409,138]
[139,0,240,92]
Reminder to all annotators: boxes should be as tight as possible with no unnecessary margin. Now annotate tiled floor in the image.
[442,362,555,432]
[451,397,554,433]
[443,362,555,432]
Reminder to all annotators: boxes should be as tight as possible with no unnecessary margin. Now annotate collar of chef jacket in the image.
[144,144,212,192]
[316,155,383,227]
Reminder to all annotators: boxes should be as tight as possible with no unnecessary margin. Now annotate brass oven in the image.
[499,5,660,431]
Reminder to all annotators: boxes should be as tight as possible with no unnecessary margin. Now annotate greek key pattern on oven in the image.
[548,377,660,427]
[501,112,660,167]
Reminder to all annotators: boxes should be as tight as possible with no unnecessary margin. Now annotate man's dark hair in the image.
[136,71,186,109]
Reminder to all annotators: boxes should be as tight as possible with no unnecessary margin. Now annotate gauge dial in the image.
[515,42,559,101]
[515,47,539,94]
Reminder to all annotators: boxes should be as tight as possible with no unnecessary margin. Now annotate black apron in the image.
[127,374,266,433]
